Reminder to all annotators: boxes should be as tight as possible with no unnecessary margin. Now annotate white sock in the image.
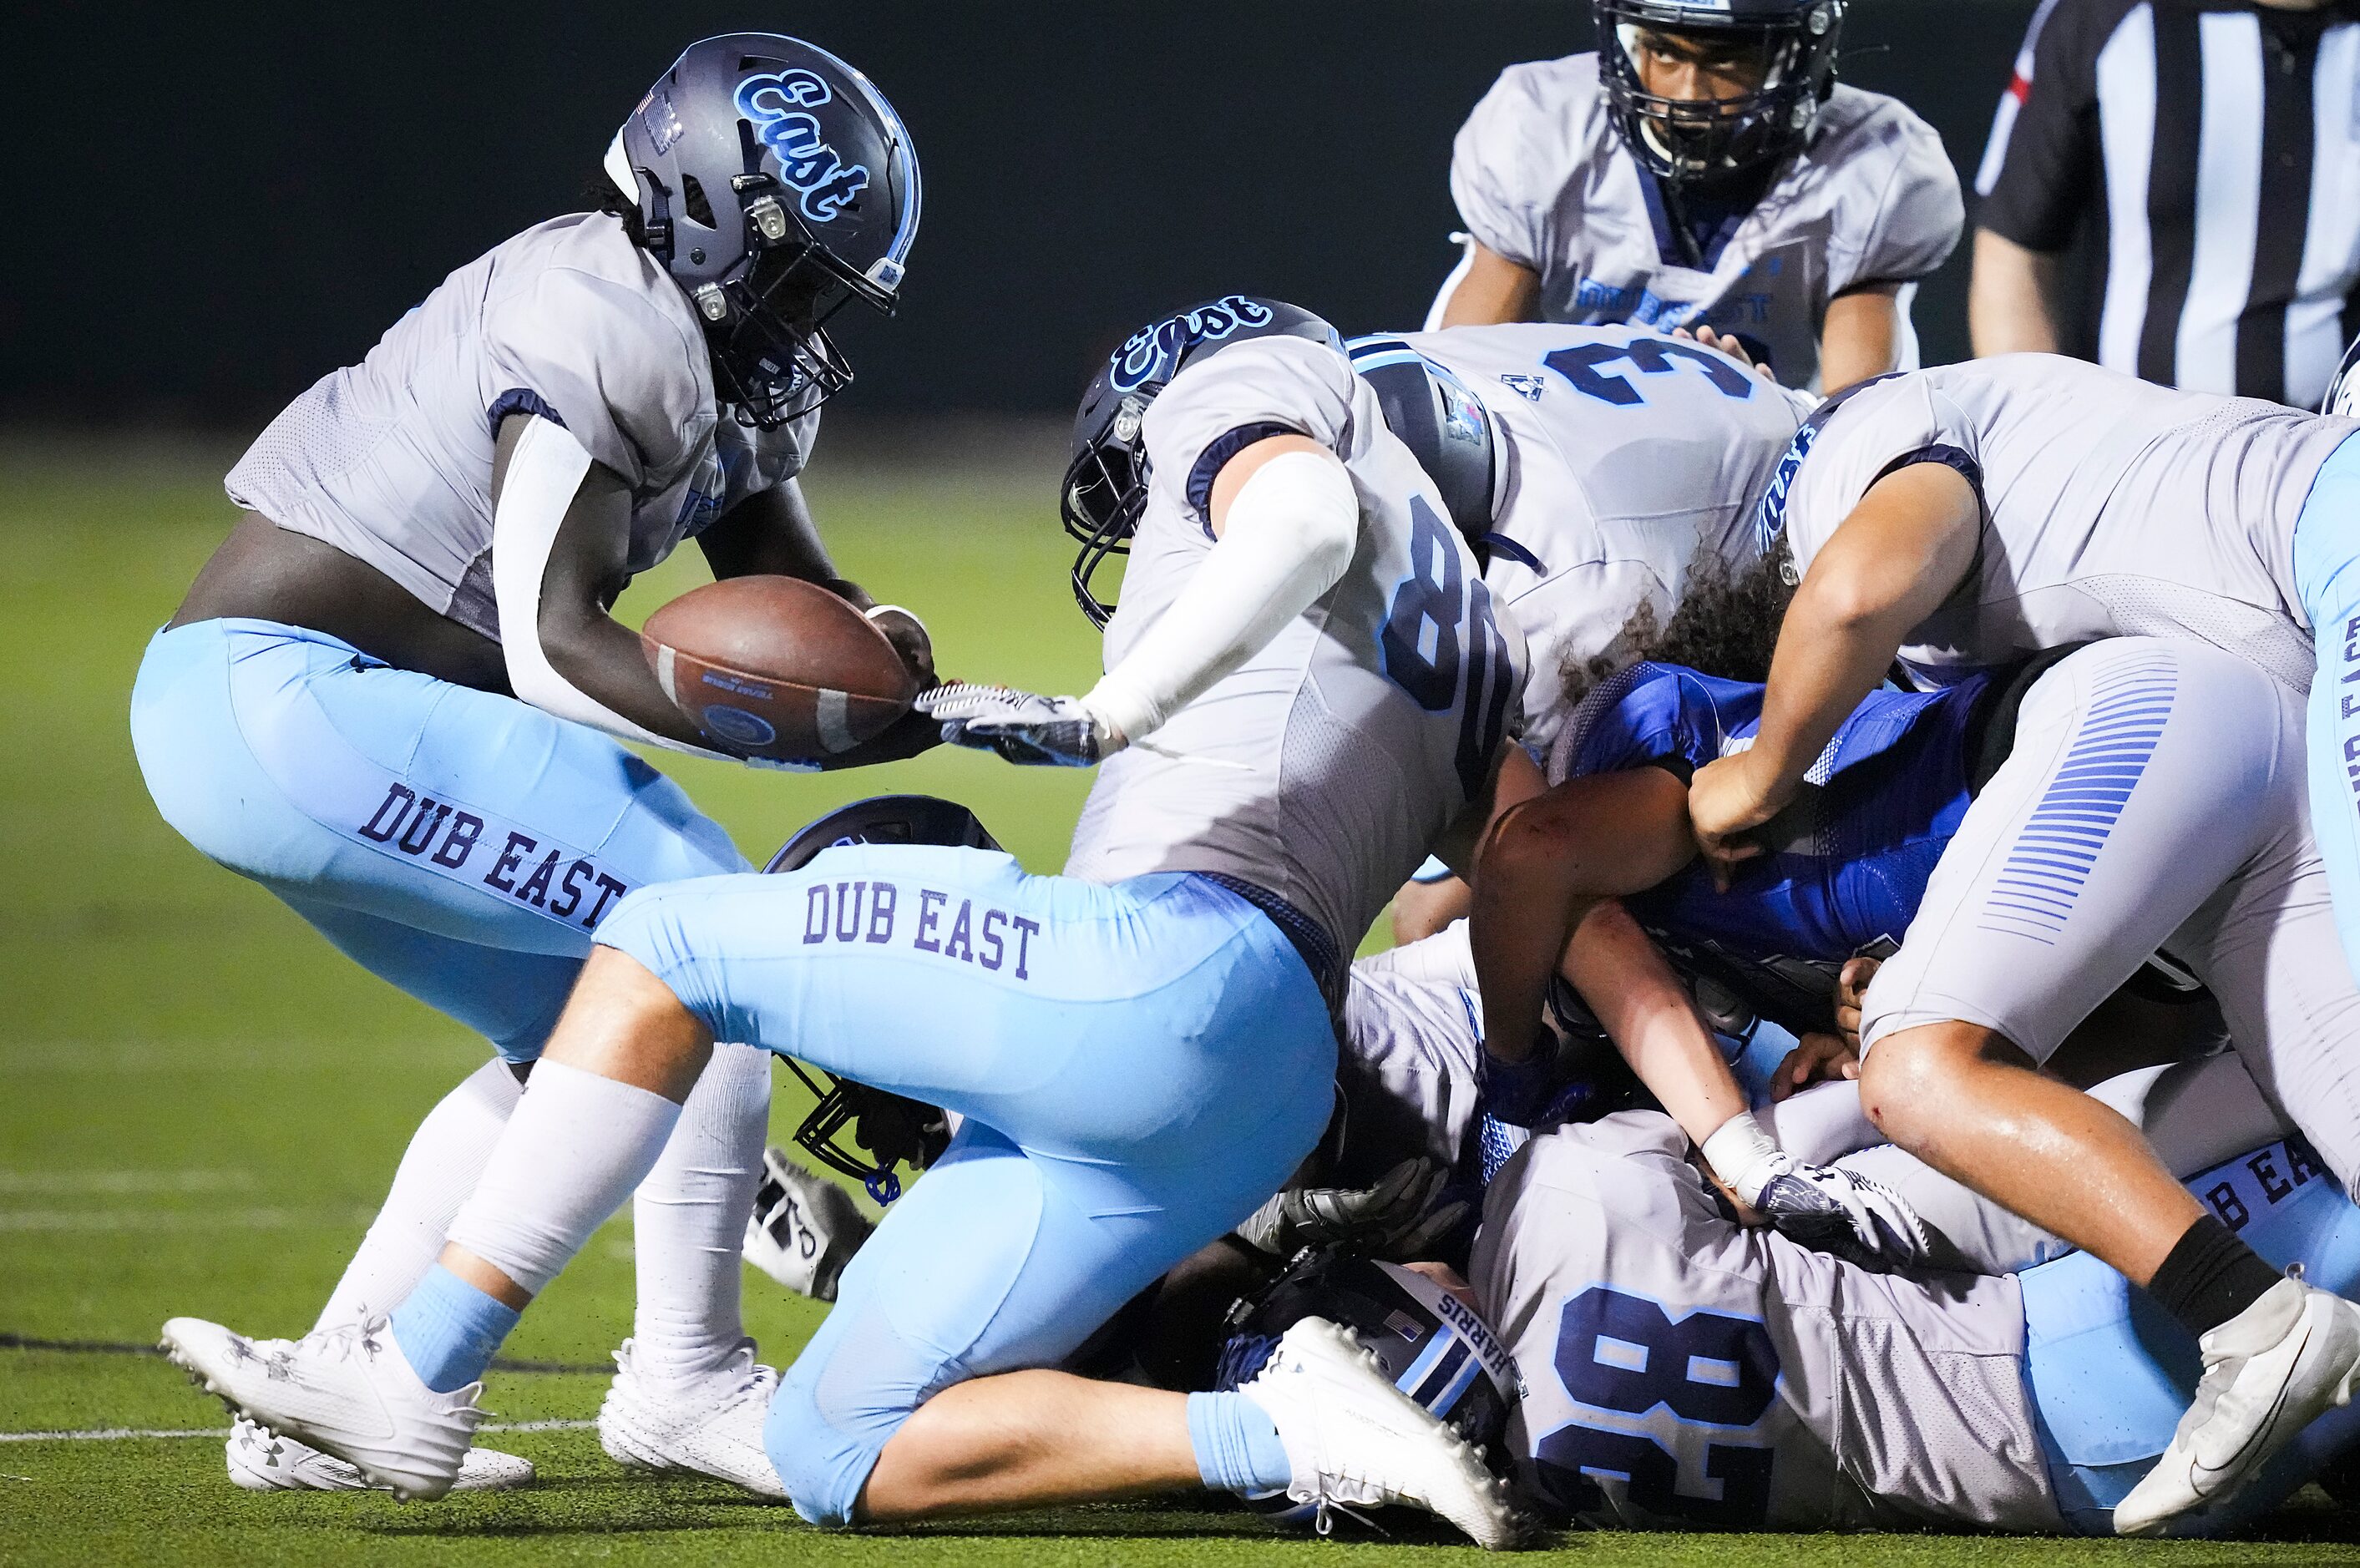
[1699,1110,1788,1209]
[627,1040,772,1386]
[445,1060,682,1297]
[316,1059,523,1333]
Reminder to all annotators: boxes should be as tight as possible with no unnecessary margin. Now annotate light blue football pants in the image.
[129,618,747,1060]
[2289,432,2360,984]
[2026,1133,2360,1535]
[595,850,1339,1524]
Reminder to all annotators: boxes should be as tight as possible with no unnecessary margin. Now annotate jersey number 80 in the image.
[1380,496,1517,800]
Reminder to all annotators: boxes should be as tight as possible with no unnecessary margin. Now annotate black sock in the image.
[2146,1215,2284,1338]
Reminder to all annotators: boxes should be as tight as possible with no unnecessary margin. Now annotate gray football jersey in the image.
[225,213,818,643]
[1758,355,2360,691]
[1396,323,1813,758]
[1473,1112,2064,1534]
[1449,55,1963,392]
[1334,923,1486,1184]
[1063,336,1530,959]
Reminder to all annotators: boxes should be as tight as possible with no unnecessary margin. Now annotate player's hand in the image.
[1834,955,1881,1049]
[1755,1161,1930,1272]
[1671,324,1780,384]
[1687,751,1786,890]
[743,1148,874,1302]
[1234,1157,1468,1261]
[917,682,1123,767]
[814,704,943,771]
[864,605,935,687]
[1771,1031,1861,1102]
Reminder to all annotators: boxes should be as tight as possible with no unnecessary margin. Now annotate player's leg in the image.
[134,620,767,1474]
[2023,1133,2360,1535]
[2287,429,2360,980]
[1855,638,2360,1530]
[1856,640,2270,1277]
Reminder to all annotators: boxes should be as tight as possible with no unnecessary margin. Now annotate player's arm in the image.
[926,434,1360,766]
[1968,229,2064,357]
[1688,462,1980,883]
[1819,283,1907,393]
[490,412,733,755]
[1469,766,1699,1071]
[1435,242,1543,329]
[700,480,934,685]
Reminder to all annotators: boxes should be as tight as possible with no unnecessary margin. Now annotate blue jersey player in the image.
[158,301,1547,1545]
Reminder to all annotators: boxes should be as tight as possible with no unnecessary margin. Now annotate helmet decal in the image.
[1111,296,1278,392]
[734,69,874,224]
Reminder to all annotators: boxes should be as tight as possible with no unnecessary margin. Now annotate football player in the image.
[131,34,929,1494]
[1697,353,2360,1531]
[1306,322,1818,945]
[1482,1110,2360,1535]
[1433,0,1962,395]
[156,300,1546,1545]
[1477,629,2360,1252]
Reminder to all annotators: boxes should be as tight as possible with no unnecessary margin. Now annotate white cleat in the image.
[1236,1317,1537,1550]
[225,1414,534,1493]
[2114,1277,2360,1535]
[161,1315,483,1502]
[597,1338,786,1499]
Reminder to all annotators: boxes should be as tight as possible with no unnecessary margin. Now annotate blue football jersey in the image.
[1558,662,1996,1034]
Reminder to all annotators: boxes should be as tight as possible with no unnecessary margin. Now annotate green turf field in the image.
[5,438,2359,1565]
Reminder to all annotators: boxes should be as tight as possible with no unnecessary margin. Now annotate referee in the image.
[1970,0,2360,407]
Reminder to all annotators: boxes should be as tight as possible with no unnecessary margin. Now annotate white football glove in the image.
[743,1147,874,1302]
[1234,1157,1470,1261]
[916,682,1122,768]
[1755,1158,1932,1273]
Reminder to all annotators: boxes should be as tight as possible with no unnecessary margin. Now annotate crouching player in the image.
[158,300,1545,1545]
[1481,1110,2360,1535]
[131,34,933,1493]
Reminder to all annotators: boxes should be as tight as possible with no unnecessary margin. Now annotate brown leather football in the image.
[641,576,916,761]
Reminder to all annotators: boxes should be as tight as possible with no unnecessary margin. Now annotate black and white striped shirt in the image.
[1977,0,2360,407]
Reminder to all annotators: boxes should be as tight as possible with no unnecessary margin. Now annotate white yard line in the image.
[0,1419,595,1444]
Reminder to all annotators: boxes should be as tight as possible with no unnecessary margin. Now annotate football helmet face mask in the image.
[762,795,996,1201]
[608,33,921,427]
[1214,1252,1520,1528]
[2324,333,2360,419]
[1061,297,1345,628]
[1594,0,1845,185]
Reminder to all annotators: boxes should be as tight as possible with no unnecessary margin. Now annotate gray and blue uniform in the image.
[129,212,809,1057]
[1446,54,1962,391]
[592,331,1529,1523]
[1753,354,2360,990]
[1477,1110,2360,1534]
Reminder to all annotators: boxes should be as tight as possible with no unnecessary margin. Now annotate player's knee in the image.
[1857,1024,1972,1138]
[762,1378,884,1527]
[586,883,735,1037]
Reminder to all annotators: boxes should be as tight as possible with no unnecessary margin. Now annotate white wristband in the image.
[1699,1110,1788,1210]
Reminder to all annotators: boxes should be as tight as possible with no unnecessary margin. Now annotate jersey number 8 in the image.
[1531,1286,1780,1529]
[1380,496,1517,799]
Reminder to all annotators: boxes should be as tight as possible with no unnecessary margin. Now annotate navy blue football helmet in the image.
[1215,1252,1519,1529]
[1347,337,1503,550]
[1595,0,1845,185]
[762,795,995,1201]
[1062,297,1345,628]
[607,33,921,427]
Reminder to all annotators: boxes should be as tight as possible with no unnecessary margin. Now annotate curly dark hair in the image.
[586,174,649,248]
[1555,539,1798,712]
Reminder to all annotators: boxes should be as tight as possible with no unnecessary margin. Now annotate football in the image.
[641,576,918,761]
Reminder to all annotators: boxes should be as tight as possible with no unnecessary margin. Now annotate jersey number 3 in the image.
[1543,337,1756,407]
[1381,496,1516,799]
[1532,1286,1780,1529]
